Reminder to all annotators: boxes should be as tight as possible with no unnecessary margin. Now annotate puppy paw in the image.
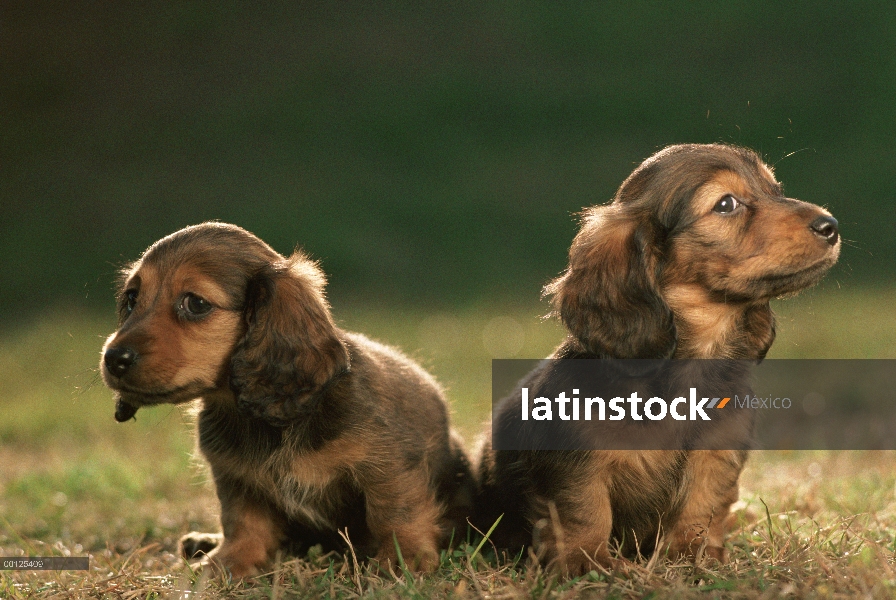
[551,551,629,578]
[374,543,440,574]
[188,553,263,580]
[703,545,728,564]
[180,532,223,559]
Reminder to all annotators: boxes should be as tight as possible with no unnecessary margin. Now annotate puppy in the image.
[100,223,473,577]
[476,143,840,574]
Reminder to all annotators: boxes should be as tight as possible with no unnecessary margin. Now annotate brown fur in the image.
[475,143,840,575]
[100,222,474,577]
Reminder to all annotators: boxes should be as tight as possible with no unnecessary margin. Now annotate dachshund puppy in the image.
[476,143,840,574]
[100,223,473,577]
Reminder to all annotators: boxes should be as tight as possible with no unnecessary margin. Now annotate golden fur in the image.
[475,143,840,574]
[101,223,473,577]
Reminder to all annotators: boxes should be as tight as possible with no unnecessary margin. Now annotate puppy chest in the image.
[607,457,689,521]
[266,454,362,530]
[271,473,336,529]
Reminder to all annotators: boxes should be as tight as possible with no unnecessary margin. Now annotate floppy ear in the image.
[742,303,776,361]
[230,252,350,425]
[544,206,676,358]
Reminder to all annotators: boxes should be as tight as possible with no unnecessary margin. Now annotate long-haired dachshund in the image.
[100,223,473,577]
[476,143,840,574]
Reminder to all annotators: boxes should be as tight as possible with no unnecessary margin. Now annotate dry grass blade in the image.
[337,528,363,595]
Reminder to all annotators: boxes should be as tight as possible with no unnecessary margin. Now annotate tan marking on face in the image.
[102,262,243,399]
[164,264,243,389]
[691,171,753,214]
[123,262,157,319]
[714,198,837,287]
[170,264,238,310]
[664,167,838,303]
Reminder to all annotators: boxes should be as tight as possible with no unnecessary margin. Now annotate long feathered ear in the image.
[230,252,350,425]
[742,303,776,361]
[544,206,676,358]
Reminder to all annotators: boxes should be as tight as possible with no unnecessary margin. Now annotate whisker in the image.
[773,147,815,167]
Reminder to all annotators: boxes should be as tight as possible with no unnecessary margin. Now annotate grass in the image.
[1,285,895,598]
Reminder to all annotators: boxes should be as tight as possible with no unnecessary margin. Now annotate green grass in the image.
[1,287,895,598]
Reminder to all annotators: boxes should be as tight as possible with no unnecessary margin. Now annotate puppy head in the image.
[101,222,349,424]
[546,144,840,359]
[656,145,840,300]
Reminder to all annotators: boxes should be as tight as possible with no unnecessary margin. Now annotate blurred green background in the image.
[2,1,893,323]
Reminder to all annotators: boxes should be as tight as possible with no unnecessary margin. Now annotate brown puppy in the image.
[476,143,840,574]
[100,223,473,577]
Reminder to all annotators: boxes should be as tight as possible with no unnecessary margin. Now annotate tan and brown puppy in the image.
[101,223,473,577]
[476,143,840,574]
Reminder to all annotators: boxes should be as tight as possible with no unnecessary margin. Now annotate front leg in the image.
[667,449,745,563]
[199,489,286,578]
[530,477,619,576]
[363,470,443,572]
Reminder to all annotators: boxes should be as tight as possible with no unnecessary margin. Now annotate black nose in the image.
[810,216,839,245]
[104,347,137,377]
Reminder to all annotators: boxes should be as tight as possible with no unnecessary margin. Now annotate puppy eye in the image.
[712,195,741,214]
[124,290,138,314]
[180,293,213,317]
